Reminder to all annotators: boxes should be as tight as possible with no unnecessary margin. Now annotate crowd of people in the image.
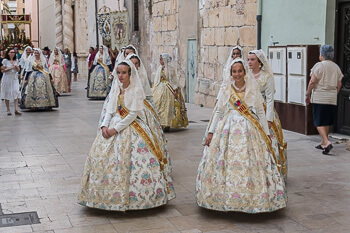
[0,43,343,214]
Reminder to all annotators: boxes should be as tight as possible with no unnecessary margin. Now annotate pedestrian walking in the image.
[0,48,21,115]
[0,50,5,95]
[72,52,79,82]
[20,48,58,110]
[87,45,112,99]
[152,53,188,131]
[86,47,96,90]
[197,59,287,213]
[63,48,73,90]
[49,47,70,94]
[248,49,287,180]
[78,60,175,211]
[305,45,343,155]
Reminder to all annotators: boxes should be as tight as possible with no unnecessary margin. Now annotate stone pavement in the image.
[0,80,349,233]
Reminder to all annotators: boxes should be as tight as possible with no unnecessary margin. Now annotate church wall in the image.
[196,0,258,107]
[38,0,55,50]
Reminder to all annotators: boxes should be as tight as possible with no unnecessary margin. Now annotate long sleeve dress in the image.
[88,55,112,99]
[78,94,175,211]
[152,67,188,128]
[20,60,58,109]
[196,85,287,213]
[49,55,70,94]
[255,70,287,180]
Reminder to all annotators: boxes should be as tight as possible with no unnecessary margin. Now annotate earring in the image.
[259,64,262,68]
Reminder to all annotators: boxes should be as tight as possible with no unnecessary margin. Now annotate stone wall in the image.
[196,0,258,107]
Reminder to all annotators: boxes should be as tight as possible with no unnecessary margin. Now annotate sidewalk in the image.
[0,80,349,233]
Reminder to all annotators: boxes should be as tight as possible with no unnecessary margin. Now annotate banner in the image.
[110,11,129,50]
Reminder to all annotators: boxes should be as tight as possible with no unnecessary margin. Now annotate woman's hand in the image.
[101,127,109,138]
[305,95,310,105]
[205,133,213,147]
[106,128,117,137]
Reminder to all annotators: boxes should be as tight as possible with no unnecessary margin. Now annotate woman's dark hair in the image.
[73,52,77,57]
[118,61,131,75]
[248,51,263,68]
[124,46,136,55]
[230,61,245,75]
[129,55,140,63]
[5,48,17,60]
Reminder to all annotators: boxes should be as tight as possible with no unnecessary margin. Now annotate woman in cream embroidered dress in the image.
[78,61,175,211]
[49,47,70,94]
[196,59,287,213]
[152,53,188,130]
[21,49,58,109]
[248,50,287,180]
[203,46,244,144]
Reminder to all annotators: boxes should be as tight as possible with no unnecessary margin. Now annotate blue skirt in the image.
[312,103,337,127]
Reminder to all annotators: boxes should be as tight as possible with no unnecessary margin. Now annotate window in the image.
[133,0,139,31]
[23,8,25,14]
[23,0,25,3]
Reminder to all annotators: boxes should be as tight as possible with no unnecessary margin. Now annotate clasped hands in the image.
[101,126,117,139]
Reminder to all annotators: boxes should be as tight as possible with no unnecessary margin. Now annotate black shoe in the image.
[315,144,323,150]
[322,144,333,155]
[85,87,88,90]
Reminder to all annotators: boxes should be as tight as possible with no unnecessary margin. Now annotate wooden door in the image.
[336,0,350,135]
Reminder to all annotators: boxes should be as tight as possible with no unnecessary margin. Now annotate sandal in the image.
[15,110,22,115]
[7,111,12,116]
[322,144,333,155]
[315,144,323,150]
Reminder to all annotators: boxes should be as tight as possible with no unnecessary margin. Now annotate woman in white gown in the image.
[248,50,287,180]
[196,59,287,213]
[78,60,175,211]
[152,53,188,130]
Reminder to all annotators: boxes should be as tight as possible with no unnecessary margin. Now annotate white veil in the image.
[217,58,263,109]
[106,60,145,114]
[153,53,174,87]
[224,46,244,73]
[25,48,50,73]
[125,53,153,97]
[93,45,112,66]
[19,46,32,67]
[249,49,274,77]
[115,47,126,65]
[48,47,65,66]
[123,44,139,57]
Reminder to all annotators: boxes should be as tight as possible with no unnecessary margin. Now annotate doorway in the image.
[335,0,350,135]
[186,39,197,103]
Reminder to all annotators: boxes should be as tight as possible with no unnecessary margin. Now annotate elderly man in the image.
[305,45,343,155]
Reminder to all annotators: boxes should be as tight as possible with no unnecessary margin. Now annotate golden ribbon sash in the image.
[117,102,170,192]
[228,86,280,171]
[263,104,287,175]
[143,99,161,122]
[97,60,110,73]
[33,62,50,77]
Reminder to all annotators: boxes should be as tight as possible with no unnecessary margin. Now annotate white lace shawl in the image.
[48,47,65,66]
[249,49,274,77]
[217,58,263,110]
[223,46,244,73]
[106,60,145,114]
[93,45,112,66]
[19,46,32,67]
[25,48,50,73]
[153,53,177,88]
[125,53,153,97]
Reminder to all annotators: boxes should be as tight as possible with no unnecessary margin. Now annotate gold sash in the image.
[229,86,280,171]
[143,99,161,122]
[97,60,110,73]
[33,62,50,77]
[263,104,287,175]
[117,101,170,191]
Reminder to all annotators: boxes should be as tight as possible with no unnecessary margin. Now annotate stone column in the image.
[63,0,74,52]
[55,0,63,49]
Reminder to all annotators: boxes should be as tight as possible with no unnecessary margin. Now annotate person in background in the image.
[86,47,96,90]
[1,48,21,115]
[0,50,5,94]
[63,48,73,89]
[14,47,21,60]
[42,47,51,64]
[305,45,343,155]
[72,52,79,82]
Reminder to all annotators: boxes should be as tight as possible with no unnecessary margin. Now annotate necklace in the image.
[232,81,246,91]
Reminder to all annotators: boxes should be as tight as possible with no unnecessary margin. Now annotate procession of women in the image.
[10,41,339,214]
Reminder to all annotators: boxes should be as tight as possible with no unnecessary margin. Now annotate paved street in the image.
[0,80,349,233]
